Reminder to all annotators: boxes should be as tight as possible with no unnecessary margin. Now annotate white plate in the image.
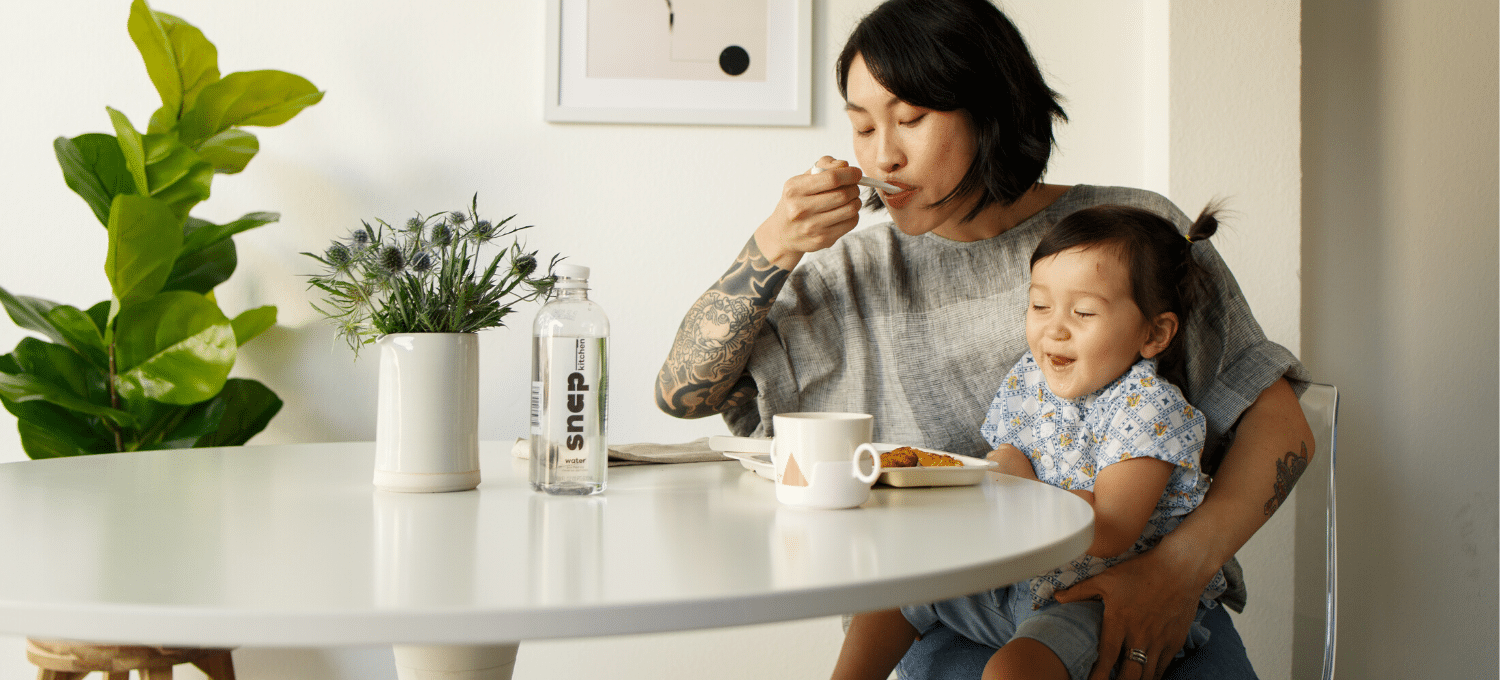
[872,444,997,487]
[721,445,996,488]
[723,451,775,480]
[709,435,771,454]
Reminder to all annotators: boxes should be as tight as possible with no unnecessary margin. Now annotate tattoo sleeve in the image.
[655,237,791,418]
[1263,441,1311,516]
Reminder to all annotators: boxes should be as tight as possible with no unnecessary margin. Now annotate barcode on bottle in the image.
[530,381,543,434]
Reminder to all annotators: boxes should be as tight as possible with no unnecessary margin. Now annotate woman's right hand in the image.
[754,156,866,270]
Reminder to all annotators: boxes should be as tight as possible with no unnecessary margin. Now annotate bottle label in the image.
[536,337,605,469]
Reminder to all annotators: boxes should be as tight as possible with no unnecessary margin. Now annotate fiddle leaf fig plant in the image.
[0,0,322,458]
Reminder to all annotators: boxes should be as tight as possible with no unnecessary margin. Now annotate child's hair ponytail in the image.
[1030,201,1225,389]
[1176,202,1223,339]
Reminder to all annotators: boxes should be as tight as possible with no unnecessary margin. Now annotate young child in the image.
[831,203,1229,680]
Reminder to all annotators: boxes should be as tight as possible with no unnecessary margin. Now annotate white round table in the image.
[0,441,1093,678]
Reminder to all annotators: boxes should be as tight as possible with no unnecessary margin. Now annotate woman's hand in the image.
[1054,378,1314,679]
[1053,534,1208,680]
[753,156,865,270]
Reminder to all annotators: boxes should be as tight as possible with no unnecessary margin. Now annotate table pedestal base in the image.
[393,644,519,680]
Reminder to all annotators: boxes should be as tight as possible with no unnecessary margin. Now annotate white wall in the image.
[0,1,1306,678]
[1159,4,1303,678]
[1303,0,1500,677]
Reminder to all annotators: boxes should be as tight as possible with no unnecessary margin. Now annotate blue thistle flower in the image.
[470,219,495,242]
[449,210,468,226]
[411,251,434,273]
[406,216,424,233]
[325,242,352,268]
[431,223,453,247]
[512,253,537,278]
[378,244,405,275]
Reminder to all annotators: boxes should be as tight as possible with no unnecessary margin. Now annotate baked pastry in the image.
[915,450,963,467]
[881,447,919,468]
[881,446,963,468]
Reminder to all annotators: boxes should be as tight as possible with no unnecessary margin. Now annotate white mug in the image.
[770,412,883,509]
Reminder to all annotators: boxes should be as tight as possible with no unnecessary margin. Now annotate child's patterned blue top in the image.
[980,351,1228,609]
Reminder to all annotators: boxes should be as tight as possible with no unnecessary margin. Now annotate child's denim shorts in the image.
[901,586,1212,680]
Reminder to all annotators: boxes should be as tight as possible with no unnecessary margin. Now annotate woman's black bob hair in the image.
[836,0,1068,221]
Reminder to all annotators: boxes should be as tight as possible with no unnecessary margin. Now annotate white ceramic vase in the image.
[373,333,481,493]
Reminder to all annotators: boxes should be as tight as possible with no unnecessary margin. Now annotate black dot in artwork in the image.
[719,45,750,76]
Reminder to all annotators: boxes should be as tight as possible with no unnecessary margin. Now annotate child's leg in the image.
[982,637,1071,680]
[831,609,920,680]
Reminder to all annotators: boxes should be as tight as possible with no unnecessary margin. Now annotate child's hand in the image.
[987,445,1040,480]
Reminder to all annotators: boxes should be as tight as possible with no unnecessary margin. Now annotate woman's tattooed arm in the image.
[1263,442,1311,516]
[655,237,790,418]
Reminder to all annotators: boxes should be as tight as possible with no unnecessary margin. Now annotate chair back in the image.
[1291,383,1338,680]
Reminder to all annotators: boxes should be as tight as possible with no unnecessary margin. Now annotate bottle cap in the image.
[554,263,590,289]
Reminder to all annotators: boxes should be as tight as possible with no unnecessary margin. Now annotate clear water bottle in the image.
[530,264,609,495]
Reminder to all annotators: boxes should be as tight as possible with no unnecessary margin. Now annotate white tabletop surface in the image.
[0,441,1093,648]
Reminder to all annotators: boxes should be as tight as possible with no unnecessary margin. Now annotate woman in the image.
[654,1,1313,679]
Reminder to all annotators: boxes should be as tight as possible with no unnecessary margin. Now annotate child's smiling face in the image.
[1026,244,1175,399]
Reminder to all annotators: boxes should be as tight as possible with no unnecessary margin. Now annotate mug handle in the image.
[853,443,882,484]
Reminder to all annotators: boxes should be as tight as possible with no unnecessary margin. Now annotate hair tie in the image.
[1185,234,1194,244]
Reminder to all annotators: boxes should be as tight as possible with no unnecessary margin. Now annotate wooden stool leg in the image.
[192,651,236,680]
[142,666,174,680]
[37,670,89,680]
[106,673,130,680]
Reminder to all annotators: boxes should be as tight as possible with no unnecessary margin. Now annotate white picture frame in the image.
[545,0,813,126]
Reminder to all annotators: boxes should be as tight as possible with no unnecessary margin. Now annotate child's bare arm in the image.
[987,444,1038,480]
[1087,458,1173,558]
[990,444,1099,506]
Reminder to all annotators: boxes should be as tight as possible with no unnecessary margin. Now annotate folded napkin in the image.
[511,437,730,466]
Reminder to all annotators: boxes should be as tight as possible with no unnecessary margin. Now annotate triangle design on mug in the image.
[782,451,809,486]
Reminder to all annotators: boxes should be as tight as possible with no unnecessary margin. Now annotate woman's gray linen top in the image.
[724,185,1310,610]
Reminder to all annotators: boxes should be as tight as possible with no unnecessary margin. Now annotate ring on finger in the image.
[1127,648,1149,664]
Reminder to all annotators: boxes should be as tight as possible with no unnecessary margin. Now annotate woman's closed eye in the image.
[899,114,926,128]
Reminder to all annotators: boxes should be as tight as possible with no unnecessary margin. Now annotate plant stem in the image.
[107,342,123,452]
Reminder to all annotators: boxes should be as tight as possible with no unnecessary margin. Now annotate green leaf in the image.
[16,418,109,458]
[113,291,235,405]
[195,129,259,174]
[147,105,177,135]
[193,378,282,447]
[126,397,208,450]
[230,306,276,346]
[54,134,137,227]
[47,305,109,369]
[0,286,68,345]
[106,193,183,310]
[128,0,220,122]
[0,291,108,368]
[107,107,149,201]
[0,354,118,456]
[179,212,278,258]
[85,301,111,336]
[0,371,134,428]
[141,133,213,218]
[178,70,323,147]
[163,236,235,293]
[11,337,108,408]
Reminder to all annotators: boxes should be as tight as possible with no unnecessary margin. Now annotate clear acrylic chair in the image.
[1292,383,1339,680]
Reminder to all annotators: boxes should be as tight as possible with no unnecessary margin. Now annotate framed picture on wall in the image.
[544,0,813,126]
